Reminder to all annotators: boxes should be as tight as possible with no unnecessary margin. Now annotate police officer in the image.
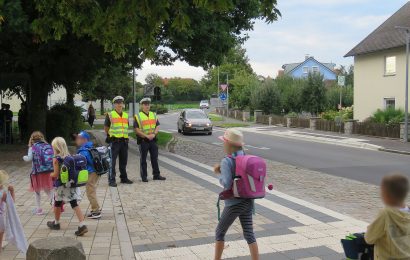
[104,96,133,187]
[134,98,166,182]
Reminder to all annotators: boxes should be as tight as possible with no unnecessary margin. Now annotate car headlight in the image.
[185,123,192,127]
[206,123,212,127]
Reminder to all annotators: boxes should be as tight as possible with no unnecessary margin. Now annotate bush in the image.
[251,81,281,114]
[46,104,83,142]
[321,106,353,121]
[370,108,404,125]
[150,104,169,114]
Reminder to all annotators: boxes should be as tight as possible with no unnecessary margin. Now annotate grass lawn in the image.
[129,131,173,147]
[215,123,249,128]
[208,113,223,122]
[82,123,105,130]
[166,102,199,110]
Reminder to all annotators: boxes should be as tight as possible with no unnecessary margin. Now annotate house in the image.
[345,2,410,121]
[281,55,337,81]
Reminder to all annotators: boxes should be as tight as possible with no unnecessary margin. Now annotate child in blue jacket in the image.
[76,131,101,219]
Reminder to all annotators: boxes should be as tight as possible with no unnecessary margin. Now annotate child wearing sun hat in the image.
[213,129,259,260]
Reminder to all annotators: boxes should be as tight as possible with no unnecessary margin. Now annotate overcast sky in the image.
[136,0,408,83]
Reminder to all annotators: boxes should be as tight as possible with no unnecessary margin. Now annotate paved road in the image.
[159,112,410,186]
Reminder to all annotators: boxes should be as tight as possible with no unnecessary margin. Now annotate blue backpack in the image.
[57,155,89,188]
[32,142,54,174]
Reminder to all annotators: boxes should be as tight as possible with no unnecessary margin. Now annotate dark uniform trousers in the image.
[109,140,129,184]
[139,140,160,179]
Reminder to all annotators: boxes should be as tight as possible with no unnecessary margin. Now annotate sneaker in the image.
[87,211,102,219]
[47,221,61,230]
[153,175,166,181]
[32,208,44,215]
[75,225,88,236]
[109,182,117,187]
[120,179,133,184]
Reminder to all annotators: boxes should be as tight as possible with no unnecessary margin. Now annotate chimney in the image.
[305,54,310,60]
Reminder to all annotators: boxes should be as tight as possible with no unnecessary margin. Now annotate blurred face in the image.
[142,102,150,112]
[114,101,123,112]
[75,136,87,147]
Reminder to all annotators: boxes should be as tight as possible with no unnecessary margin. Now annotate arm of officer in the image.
[104,114,110,134]
[134,119,150,139]
[154,118,160,136]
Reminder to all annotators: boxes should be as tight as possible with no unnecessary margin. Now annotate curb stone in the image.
[378,147,410,156]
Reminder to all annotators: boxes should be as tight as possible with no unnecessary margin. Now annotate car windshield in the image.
[186,111,207,119]
[200,100,208,104]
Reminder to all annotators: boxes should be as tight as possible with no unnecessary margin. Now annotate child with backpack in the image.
[23,131,54,215]
[214,129,261,260]
[47,137,88,236]
[75,131,101,219]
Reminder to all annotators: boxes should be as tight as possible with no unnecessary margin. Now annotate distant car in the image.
[200,100,210,109]
[177,109,212,135]
[80,107,88,122]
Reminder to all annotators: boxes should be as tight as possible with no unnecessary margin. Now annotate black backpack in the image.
[88,146,111,175]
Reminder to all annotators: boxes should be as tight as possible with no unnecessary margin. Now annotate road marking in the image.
[165,152,368,227]
[246,144,270,150]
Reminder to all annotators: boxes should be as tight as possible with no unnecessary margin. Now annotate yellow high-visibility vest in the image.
[135,111,157,134]
[108,110,129,138]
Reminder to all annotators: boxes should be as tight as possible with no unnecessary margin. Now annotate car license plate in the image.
[196,127,204,131]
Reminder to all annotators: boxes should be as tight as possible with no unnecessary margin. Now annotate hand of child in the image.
[8,185,14,193]
[214,164,221,174]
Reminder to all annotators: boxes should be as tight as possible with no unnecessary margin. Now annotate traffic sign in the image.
[220,84,228,91]
[338,75,345,87]
[219,93,227,101]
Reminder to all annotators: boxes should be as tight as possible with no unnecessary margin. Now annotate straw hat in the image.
[0,170,9,186]
[218,129,244,147]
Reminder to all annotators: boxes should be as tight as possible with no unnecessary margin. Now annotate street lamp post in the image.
[132,68,136,117]
[396,26,410,142]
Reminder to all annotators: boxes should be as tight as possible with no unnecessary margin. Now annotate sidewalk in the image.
[0,132,377,259]
[214,114,410,154]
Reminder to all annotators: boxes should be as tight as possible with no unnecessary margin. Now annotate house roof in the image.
[345,2,410,57]
[282,57,336,75]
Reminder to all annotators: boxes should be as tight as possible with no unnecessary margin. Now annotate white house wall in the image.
[354,47,409,121]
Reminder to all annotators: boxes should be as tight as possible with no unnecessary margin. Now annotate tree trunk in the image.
[100,97,104,115]
[28,80,50,136]
[66,86,75,106]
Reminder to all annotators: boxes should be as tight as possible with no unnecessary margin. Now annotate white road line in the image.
[164,152,368,227]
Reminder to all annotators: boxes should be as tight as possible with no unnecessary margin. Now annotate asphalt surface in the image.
[159,112,410,186]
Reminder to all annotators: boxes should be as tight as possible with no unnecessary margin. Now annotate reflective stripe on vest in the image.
[109,110,129,138]
[135,111,157,134]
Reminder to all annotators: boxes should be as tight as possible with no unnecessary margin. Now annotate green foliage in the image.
[167,78,202,101]
[167,103,198,110]
[370,108,404,125]
[251,80,281,114]
[150,104,169,115]
[325,84,353,110]
[321,107,353,121]
[46,104,82,141]
[209,114,223,122]
[301,73,326,114]
[229,70,260,110]
[130,131,172,147]
[275,76,303,113]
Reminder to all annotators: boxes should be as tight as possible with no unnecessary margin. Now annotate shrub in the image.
[46,103,83,142]
[151,104,169,114]
[321,106,353,121]
[250,81,281,114]
[370,108,404,125]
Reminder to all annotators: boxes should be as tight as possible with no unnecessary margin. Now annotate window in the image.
[384,98,395,109]
[312,66,319,73]
[385,56,396,75]
[303,66,309,74]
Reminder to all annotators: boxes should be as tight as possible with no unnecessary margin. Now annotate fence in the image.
[352,122,400,138]
[316,119,345,133]
[289,117,310,128]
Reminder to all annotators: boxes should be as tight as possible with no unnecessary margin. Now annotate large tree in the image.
[0,0,280,134]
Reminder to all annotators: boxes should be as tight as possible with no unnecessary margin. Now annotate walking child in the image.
[75,131,101,219]
[47,137,88,236]
[0,170,15,251]
[23,131,53,215]
[213,129,259,260]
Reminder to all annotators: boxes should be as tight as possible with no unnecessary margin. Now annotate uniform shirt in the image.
[104,111,129,128]
[133,111,160,129]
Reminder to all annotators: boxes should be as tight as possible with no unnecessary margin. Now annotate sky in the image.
[136,0,409,83]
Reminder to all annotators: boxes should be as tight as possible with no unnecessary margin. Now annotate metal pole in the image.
[405,31,409,142]
[132,68,136,117]
[339,86,342,110]
[226,74,229,112]
[217,67,220,97]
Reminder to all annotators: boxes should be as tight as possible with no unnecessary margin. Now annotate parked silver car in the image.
[177,109,212,135]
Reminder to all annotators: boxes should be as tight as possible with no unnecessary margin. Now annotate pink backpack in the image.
[217,155,267,219]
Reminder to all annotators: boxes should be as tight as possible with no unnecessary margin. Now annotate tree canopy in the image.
[0,0,281,135]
